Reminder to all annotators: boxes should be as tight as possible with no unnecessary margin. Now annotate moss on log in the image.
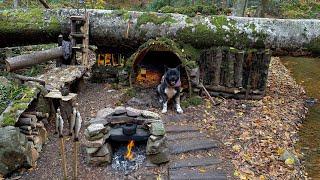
[0,8,320,51]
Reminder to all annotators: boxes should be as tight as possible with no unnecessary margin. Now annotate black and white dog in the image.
[157,66,183,114]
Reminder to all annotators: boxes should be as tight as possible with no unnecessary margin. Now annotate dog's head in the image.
[164,66,181,87]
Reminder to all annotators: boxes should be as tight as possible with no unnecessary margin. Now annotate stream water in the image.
[281,56,320,179]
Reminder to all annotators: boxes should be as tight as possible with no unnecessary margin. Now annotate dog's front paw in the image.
[161,108,167,113]
[176,106,183,114]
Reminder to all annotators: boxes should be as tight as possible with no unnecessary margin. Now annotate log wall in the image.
[199,47,271,99]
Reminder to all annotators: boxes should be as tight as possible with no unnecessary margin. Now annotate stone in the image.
[33,136,42,152]
[88,154,112,165]
[96,107,115,118]
[150,122,165,136]
[94,143,112,157]
[86,147,99,154]
[142,110,160,119]
[0,126,28,176]
[113,106,126,115]
[147,136,167,155]
[169,169,227,180]
[166,131,205,141]
[169,139,218,154]
[126,107,141,117]
[0,76,9,87]
[89,117,109,126]
[25,141,39,167]
[38,127,48,144]
[147,147,170,164]
[127,97,148,106]
[166,125,198,133]
[86,123,105,136]
[85,132,105,141]
[84,138,104,148]
[280,150,299,165]
[169,157,222,169]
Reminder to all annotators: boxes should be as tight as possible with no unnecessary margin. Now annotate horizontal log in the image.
[13,74,46,85]
[205,85,264,95]
[0,9,319,51]
[24,112,49,119]
[5,47,63,71]
[19,125,32,131]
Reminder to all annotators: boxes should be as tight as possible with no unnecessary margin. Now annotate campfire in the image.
[125,140,135,160]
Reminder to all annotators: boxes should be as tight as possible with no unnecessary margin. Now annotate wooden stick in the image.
[59,137,68,180]
[200,83,220,106]
[12,73,45,85]
[73,141,79,180]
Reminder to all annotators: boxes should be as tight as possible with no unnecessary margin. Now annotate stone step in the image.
[170,157,222,169]
[166,131,206,141]
[166,125,199,133]
[169,139,219,154]
[169,169,227,180]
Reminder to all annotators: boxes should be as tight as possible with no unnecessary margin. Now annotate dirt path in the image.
[16,57,306,179]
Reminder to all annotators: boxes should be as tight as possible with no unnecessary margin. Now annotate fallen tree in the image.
[5,47,63,71]
[0,8,320,51]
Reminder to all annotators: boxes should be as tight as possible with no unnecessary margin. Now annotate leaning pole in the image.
[0,8,319,50]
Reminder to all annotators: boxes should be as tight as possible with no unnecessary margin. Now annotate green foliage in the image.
[0,82,26,114]
[160,5,217,16]
[20,64,44,77]
[181,96,203,108]
[137,12,176,26]
[279,1,320,19]
[2,112,16,126]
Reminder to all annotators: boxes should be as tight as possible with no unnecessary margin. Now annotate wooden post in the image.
[73,141,79,180]
[234,50,244,87]
[59,137,68,180]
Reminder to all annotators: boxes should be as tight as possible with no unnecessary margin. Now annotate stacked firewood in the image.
[16,112,49,152]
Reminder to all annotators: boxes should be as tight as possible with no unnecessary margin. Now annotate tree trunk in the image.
[0,9,319,51]
[38,0,50,9]
[232,0,247,16]
[5,47,63,71]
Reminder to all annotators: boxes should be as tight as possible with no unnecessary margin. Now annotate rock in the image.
[38,127,48,144]
[96,108,115,118]
[85,132,105,141]
[0,76,9,87]
[146,136,167,155]
[84,138,104,148]
[88,155,112,165]
[86,147,99,154]
[25,142,39,167]
[86,123,106,137]
[147,147,170,164]
[142,110,160,119]
[94,143,112,157]
[150,122,165,136]
[113,106,126,115]
[127,97,148,106]
[33,136,42,152]
[280,150,299,165]
[0,126,28,176]
[126,107,141,117]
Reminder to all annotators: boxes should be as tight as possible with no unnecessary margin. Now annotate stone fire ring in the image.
[84,106,169,165]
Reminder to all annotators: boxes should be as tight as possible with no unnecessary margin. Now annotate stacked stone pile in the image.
[84,106,169,165]
[84,123,112,165]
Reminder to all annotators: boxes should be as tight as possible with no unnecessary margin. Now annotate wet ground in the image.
[281,56,320,179]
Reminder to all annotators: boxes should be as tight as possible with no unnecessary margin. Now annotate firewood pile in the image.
[16,111,49,152]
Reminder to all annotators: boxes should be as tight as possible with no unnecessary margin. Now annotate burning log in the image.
[5,47,63,71]
[0,9,320,51]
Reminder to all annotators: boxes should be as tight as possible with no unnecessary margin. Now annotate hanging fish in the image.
[69,106,77,136]
[74,110,82,141]
[56,108,64,138]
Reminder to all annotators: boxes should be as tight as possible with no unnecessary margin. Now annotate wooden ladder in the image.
[70,12,89,67]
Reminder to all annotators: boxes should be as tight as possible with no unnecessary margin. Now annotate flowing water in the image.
[281,56,320,179]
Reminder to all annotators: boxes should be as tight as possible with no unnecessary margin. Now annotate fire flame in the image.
[125,140,135,160]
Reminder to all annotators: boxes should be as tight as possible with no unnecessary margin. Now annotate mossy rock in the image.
[307,36,320,55]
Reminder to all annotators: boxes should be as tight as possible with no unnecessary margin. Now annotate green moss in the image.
[114,9,130,20]
[307,36,320,55]
[160,5,217,17]
[181,96,203,108]
[0,8,61,34]
[137,13,176,26]
[12,103,28,110]
[2,112,16,126]
[16,98,32,103]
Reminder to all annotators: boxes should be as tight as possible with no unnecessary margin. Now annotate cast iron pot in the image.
[122,123,137,136]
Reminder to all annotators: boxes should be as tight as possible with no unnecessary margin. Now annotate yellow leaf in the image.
[234,170,240,177]
[156,174,161,180]
[199,168,206,173]
[277,148,285,155]
[260,175,266,180]
[232,144,241,152]
[285,157,295,165]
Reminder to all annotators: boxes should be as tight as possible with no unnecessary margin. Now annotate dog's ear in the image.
[176,64,181,72]
[164,65,169,72]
